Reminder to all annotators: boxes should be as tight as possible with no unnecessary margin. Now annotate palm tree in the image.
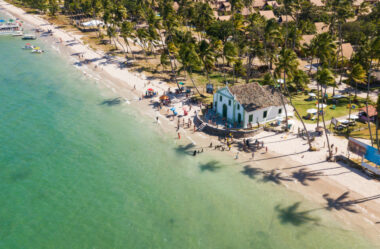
[347,64,366,100]
[193,2,214,38]
[120,21,136,59]
[223,41,238,83]
[160,1,182,91]
[316,67,335,159]
[313,33,336,127]
[245,13,266,83]
[178,43,203,96]
[330,0,354,86]
[303,39,317,76]
[292,69,310,90]
[275,48,313,150]
[198,40,216,85]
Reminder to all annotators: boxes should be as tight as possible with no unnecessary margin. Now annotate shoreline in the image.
[1,1,380,245]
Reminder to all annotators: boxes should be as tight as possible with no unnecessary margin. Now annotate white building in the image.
[213,83,290,128]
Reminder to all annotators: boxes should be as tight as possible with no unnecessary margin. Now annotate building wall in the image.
[243,105,285,127]
[213,89,236,123]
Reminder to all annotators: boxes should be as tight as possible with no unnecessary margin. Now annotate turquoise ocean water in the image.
[0,17,376,249]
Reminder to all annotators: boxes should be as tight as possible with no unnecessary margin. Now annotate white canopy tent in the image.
[81,20,104,27]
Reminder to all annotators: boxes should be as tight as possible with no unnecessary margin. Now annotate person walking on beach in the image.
[235,152,239,160]
[252,152,255,160]
[178,132,181,139]
[265,146,268,153]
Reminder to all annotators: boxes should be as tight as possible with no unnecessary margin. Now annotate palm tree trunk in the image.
[338,24,344,86]
[375,116,379,151]
[355,81,358,99]
[160,31,180,91]
[322,86,332,159]
[308,56,313,76]
[188,68,202,96]
[316,66,321,128]
[222,56,227,83]
[365,60,374,146]
[283,78,313,150]
[283,71,289,129]
[348,91,352,135]
[205,67,211,85]
[246,53,252,84]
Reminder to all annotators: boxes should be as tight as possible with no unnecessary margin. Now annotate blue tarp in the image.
[365,146,380,165]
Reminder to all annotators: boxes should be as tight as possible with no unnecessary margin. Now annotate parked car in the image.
[358,111,376,123]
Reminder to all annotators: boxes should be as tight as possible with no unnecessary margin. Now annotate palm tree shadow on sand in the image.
[174,143,196,156]
[241,165,263,180]
[199,160,223,172]
[275,202,320,226]
[323,192,380,213]
[291,168,323,186]
[261,169,293,185]
[100,97,122,106]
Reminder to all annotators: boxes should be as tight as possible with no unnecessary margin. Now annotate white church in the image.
[213,83,290,128]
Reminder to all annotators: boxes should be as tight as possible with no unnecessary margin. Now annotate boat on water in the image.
[22,34,37,40]
[23,43,34,50]
[31,47,44,54]
[0,20,23,36]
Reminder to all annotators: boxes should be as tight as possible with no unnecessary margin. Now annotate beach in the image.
[1,0,380,247]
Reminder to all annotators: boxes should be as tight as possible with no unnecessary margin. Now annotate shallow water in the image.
[0,16,376,249]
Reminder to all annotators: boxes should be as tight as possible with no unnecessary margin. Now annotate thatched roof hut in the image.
[228,83,285,112]
[300,35,315,46]
[341,43,354,59]
[259,10,276,20]
[314,22,329,34]
[310,0,325,7]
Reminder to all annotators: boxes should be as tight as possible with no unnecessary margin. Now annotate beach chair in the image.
[303,113,311,120]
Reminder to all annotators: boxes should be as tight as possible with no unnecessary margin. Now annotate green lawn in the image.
[346,122,380,143]
[292,93,368,123]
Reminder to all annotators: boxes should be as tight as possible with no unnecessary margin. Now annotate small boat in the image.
[23,43,34,50]
[0,21,23,36]
[31,47,44,53]
[22,34,37,40]
[12,31,23,36]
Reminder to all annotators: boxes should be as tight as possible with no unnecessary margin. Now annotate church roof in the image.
[228,83,285,112]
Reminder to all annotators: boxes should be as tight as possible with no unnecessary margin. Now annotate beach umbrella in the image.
[277,79,284,84]
[316,103,327,109]
[332,94,345,99]
[179,82,185,85]
[25,43,31,46]
[349,114,359,120]
[170,107,176,111]
[159,95,169,100]
[307,108,318,114]
[308,93,316,97]
[9,19,14,22]
[0,20,4,22]
[147,88,154,92]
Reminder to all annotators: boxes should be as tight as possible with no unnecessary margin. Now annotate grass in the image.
[292,93,368,123]
[347,122,380,142]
